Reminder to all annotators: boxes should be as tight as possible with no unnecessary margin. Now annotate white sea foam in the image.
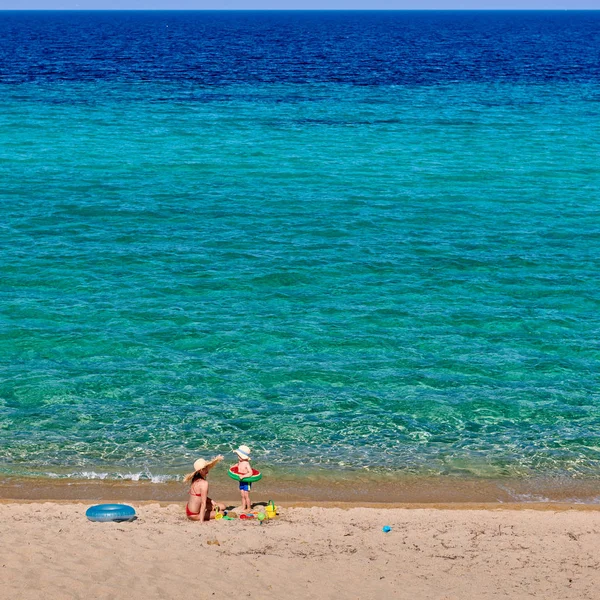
[37,471,179,482]
[73,471,109,480]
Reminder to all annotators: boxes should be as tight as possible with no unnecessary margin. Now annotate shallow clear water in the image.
[0,11,599,484]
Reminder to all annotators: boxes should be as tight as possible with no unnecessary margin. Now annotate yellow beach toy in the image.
[265,500,277,519]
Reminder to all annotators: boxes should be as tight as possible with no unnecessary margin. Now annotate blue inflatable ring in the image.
[86,503,136,522]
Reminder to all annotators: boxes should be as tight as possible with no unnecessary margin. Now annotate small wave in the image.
[504,491,552,503]
[41,471,179,483]
[71,471,110,480]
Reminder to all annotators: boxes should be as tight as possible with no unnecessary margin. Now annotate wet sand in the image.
[2,472,599,504]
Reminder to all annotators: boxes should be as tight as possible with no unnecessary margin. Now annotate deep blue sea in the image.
[0,11,599,489]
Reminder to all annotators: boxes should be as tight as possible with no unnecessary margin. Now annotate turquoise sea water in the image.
[1,12,599,487]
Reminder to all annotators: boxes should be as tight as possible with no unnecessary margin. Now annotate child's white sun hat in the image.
[233,445,251,460]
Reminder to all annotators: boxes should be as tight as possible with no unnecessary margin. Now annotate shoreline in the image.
[2,499,600,512]
[2,473,599,505]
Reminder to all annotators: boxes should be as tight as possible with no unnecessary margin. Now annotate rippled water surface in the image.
[0,11,599,484]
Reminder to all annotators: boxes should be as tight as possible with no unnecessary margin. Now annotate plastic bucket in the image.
[265,500,277,518]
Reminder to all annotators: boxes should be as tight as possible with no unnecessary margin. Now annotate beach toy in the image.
[85,504,136,523]
[265,500,277,518]
[257,512,266,523]
[215,508,224,521]
[227,465,262,483]
[382,526,392,533]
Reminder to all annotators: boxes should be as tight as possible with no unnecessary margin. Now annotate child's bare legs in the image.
[241,489,251,511]
[242,490,252,510]
[239,482,252,511]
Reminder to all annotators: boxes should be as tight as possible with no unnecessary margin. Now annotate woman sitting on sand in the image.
[183,456,226,522]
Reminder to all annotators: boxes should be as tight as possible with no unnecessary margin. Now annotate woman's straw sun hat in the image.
[233,445,251,460]
[193,456,223,472]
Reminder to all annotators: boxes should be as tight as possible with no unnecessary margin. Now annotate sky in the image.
[0,1,598,9]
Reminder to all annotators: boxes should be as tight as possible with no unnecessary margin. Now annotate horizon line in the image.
[2,8,599,11]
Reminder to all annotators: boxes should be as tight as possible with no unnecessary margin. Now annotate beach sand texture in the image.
[2,503,599,600]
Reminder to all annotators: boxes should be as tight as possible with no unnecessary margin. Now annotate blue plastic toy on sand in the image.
[382,525,392,533]
[86,504,136,522]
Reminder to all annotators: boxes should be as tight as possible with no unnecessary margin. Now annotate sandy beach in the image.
[2,501,599,600]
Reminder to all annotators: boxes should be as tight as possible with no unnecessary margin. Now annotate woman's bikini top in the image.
[189,485,205,497]
[189,473,206,497]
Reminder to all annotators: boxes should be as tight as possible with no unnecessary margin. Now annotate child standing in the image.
[233,445,253,511]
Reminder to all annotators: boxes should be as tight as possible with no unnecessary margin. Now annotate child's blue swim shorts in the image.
[239,482,251,491]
